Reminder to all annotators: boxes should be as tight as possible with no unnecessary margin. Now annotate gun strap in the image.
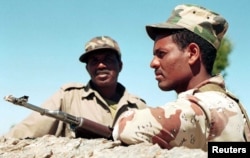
[197,83,250,142]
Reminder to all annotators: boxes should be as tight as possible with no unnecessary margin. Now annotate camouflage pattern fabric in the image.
[146,4,228,50]
[79,36,121,63]
[112,75,247,151]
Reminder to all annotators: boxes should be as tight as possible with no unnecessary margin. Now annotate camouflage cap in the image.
[146,4,228,50]
[79,36,121,63]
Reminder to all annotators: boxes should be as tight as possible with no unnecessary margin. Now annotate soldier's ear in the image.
[119,61,123,72]
[85,64,90,73]
[187,43,200,65]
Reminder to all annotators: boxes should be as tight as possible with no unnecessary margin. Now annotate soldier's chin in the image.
[158,82,170,91]
[95,78,113,87]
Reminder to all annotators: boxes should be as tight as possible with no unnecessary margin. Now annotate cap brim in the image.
[79,52,90,63]
[146,22,184,40]
[79,47,120,63]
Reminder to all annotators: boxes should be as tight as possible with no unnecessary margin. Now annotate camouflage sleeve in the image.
[112,98,208,149]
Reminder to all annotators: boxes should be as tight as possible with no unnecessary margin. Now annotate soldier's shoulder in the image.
[61,82,85,91]
[128,94,146,104]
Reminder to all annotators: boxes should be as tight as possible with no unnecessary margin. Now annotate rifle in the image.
[4,95,113,140]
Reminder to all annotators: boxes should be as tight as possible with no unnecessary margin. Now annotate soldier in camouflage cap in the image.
[4,36,147,139]
[112,4,250,151]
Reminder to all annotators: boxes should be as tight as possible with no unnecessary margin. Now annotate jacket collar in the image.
[179,75,225,96]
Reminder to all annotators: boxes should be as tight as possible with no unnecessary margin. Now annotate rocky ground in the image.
[0,135,207,158]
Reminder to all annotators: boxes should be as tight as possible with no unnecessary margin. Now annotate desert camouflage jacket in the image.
[112,75,249,151]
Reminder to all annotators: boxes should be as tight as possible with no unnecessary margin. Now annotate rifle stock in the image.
[74,117,113,139]
[4,95,113,140]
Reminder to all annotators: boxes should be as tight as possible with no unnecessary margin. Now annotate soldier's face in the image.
[150,35,192,93]
[86,51,122,87]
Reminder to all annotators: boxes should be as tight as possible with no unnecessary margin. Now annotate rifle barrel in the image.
[4,95,81,126]
[4,95,113,139]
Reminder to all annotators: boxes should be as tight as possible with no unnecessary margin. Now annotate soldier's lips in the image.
[155,70,164,80]
[97,73,109,78]
[155,74,164,81]
[96,70,110,79]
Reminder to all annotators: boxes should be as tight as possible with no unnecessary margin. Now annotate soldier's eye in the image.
[156,51,166,58]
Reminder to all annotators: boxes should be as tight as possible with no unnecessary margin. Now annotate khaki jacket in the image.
[5,82,147,138]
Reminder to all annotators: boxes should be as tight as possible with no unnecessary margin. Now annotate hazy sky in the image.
[1,0,250,135]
